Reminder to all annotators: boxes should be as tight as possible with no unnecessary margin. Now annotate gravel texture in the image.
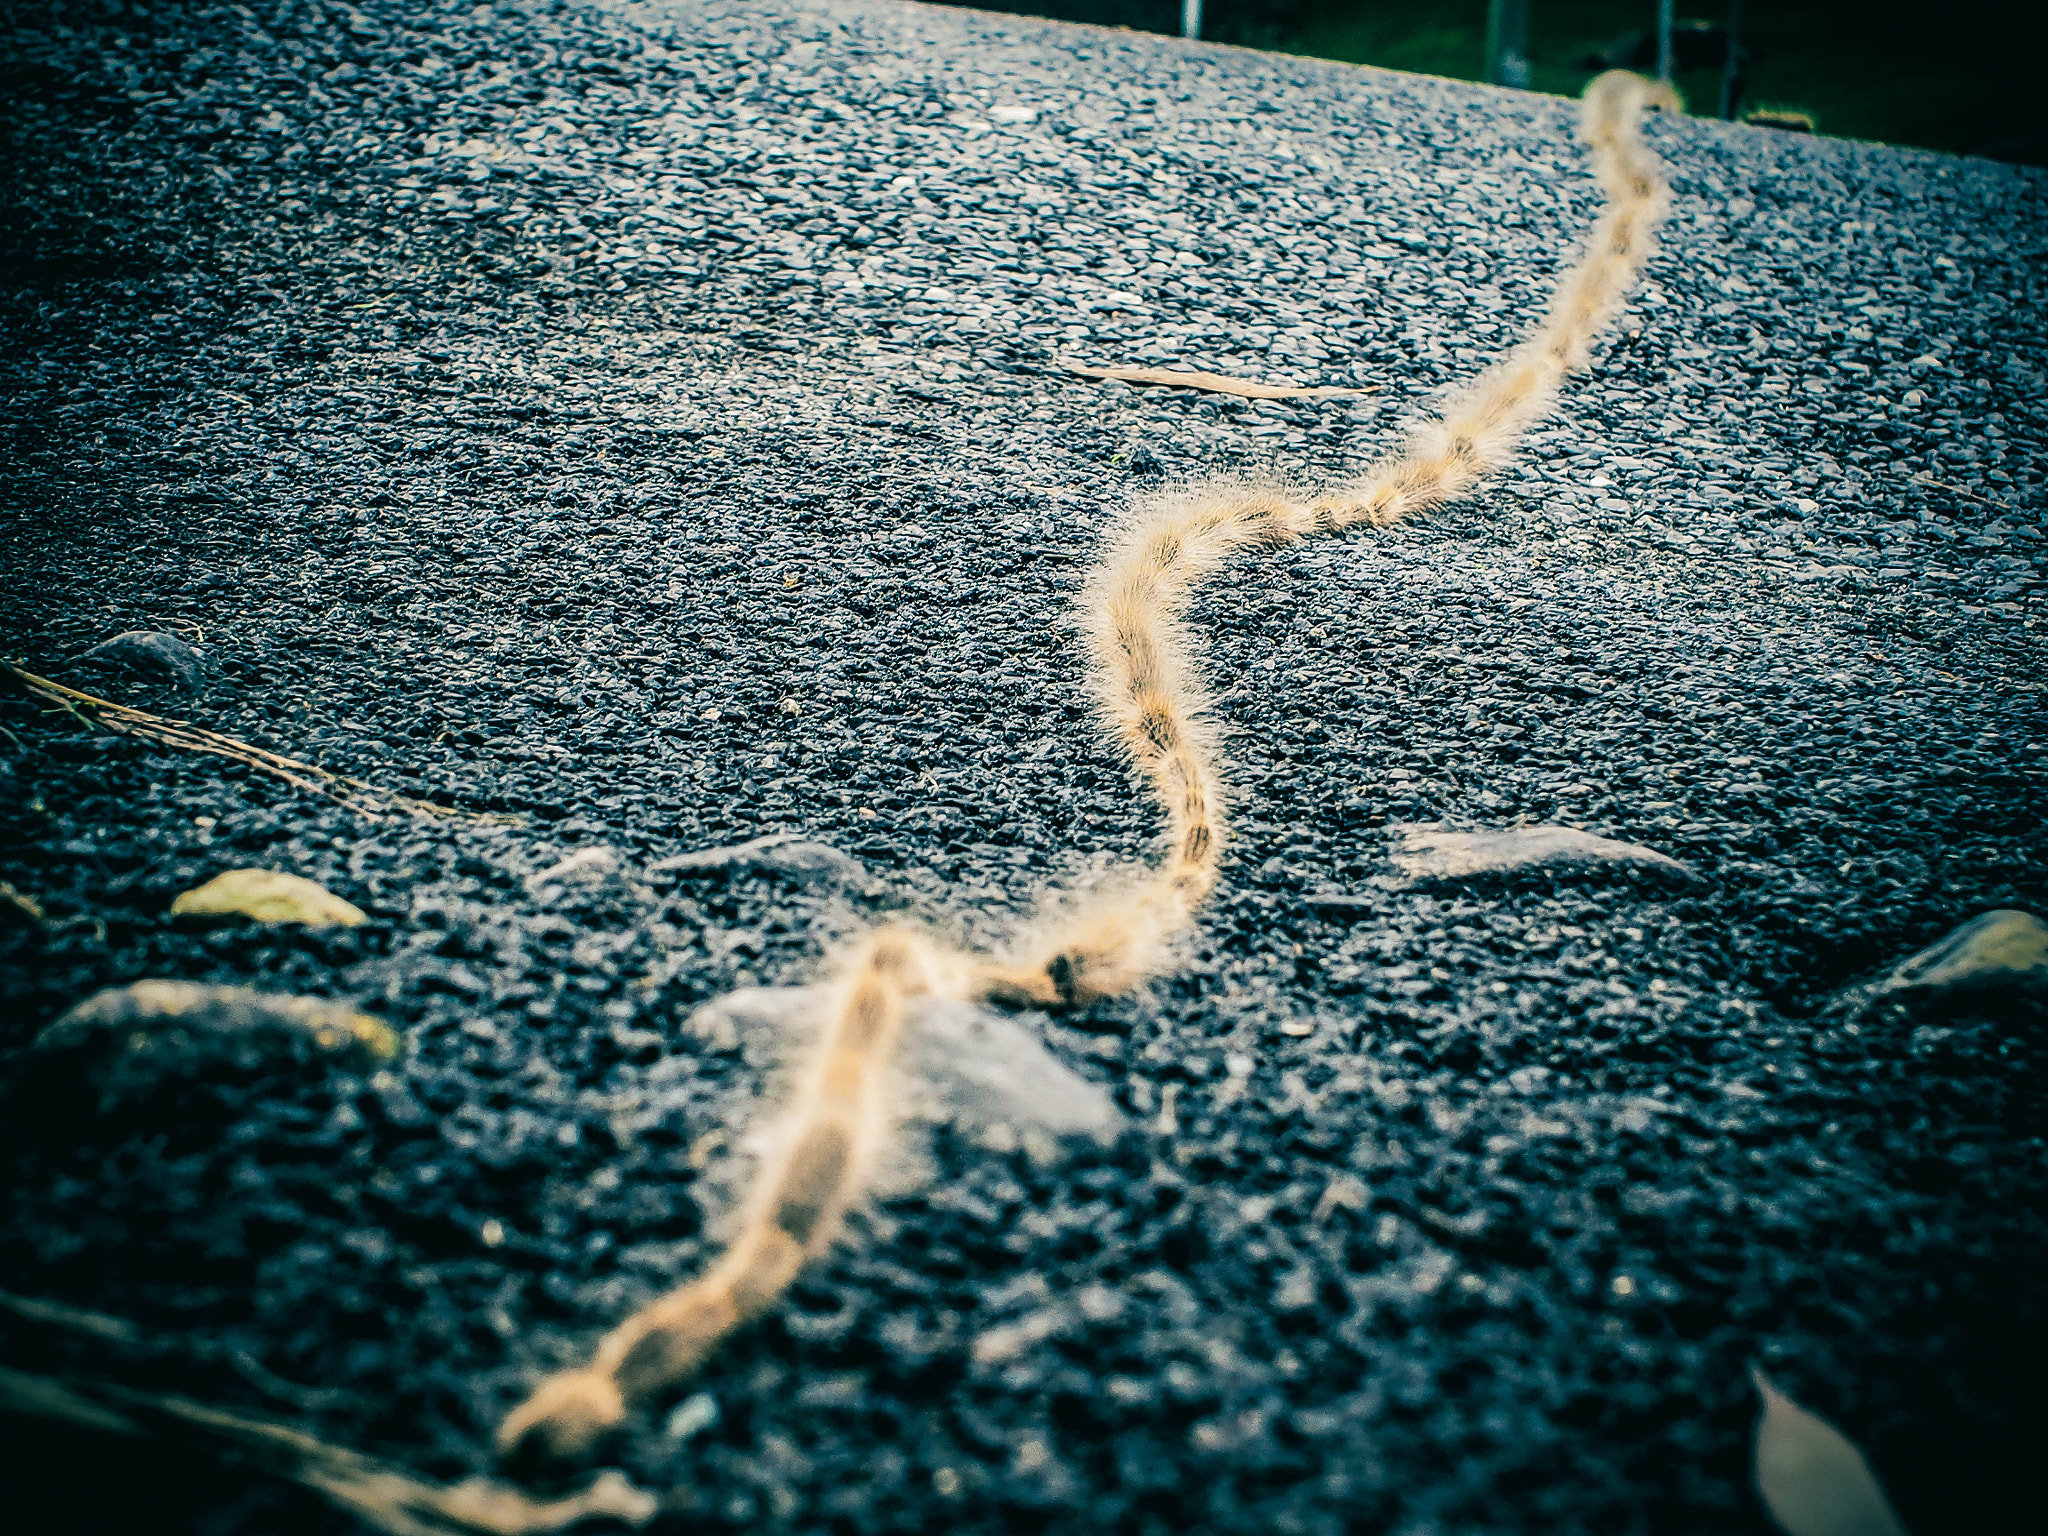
[2,1,2045,1532]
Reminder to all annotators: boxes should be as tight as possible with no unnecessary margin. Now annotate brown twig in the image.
[1055,359,1381,400]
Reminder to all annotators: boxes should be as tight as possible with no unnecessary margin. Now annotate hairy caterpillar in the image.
[498,70,1678,1466]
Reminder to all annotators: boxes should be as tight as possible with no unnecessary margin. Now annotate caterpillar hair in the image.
[497,927,945,1462]
[977,70,1677,1009]
[498,70,1676,1463]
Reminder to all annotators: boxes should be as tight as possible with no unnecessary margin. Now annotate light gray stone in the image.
[683,984,1121,1144]
[648,834,877,892]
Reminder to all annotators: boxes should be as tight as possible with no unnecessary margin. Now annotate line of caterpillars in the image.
[498,70,1681,1465]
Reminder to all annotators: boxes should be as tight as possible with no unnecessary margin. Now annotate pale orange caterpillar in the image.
[499,926,952,1461]
[497,71,1676,1465]
[975,69,1678,1007]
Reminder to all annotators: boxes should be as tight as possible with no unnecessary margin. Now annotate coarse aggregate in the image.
[1,1,2044,1532]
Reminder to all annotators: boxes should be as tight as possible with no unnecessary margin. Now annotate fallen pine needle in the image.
[1055,359,1380,401]
[1,662,512,825]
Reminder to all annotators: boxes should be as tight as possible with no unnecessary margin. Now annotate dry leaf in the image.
[1877,908,2048,995]
[172,869,368,928]
[1387,824,1691,882]
[1056,359,1379,400]
[0,880,48,926]
[1751,1367,1909,1536]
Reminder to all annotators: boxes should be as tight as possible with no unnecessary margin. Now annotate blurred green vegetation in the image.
[939,1,2044,165]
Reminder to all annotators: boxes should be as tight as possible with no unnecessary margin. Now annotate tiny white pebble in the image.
[664,1392,719,1442]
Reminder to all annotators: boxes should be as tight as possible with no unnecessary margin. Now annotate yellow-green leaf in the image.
[171,869,367,928]
[1880,908,2048,994]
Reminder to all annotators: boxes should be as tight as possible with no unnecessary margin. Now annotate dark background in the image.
[935,0,2048,163]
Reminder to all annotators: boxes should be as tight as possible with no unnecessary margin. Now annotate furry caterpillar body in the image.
[498,929,943,1461]
[974,70,1676,1009]
[497,70,1676,1465]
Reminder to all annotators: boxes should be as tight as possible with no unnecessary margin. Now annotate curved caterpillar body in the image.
[498,70,1678,1465]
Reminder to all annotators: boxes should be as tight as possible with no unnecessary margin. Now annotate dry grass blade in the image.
[0,1360,656,1536]
[0,662,514,825]
[1055,358,1380,400]
[0,1287,143,1344]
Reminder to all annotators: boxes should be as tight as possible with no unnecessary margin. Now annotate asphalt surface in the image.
[2,2,2045,1532]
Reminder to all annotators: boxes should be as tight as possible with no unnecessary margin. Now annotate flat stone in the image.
[170,869,368,928]
[77,630,206,692]
[683,984,815,1059]
[9,981,401,1116]
[908,997,1122,1145]
[684,984,1121,1145]
[524,846,625,895]
[1388,824,1693,882]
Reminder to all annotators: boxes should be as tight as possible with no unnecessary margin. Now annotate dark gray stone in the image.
[8,981,400,1118]
[77,632,207,694]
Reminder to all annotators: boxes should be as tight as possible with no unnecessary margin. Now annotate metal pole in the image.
[1485,0,1530,88]
[1656,0,1675,80]
[1182,0,1201,41]
[1719,0,1745,118]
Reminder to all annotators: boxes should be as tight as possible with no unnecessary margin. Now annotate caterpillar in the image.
[497,69,1679,1466]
